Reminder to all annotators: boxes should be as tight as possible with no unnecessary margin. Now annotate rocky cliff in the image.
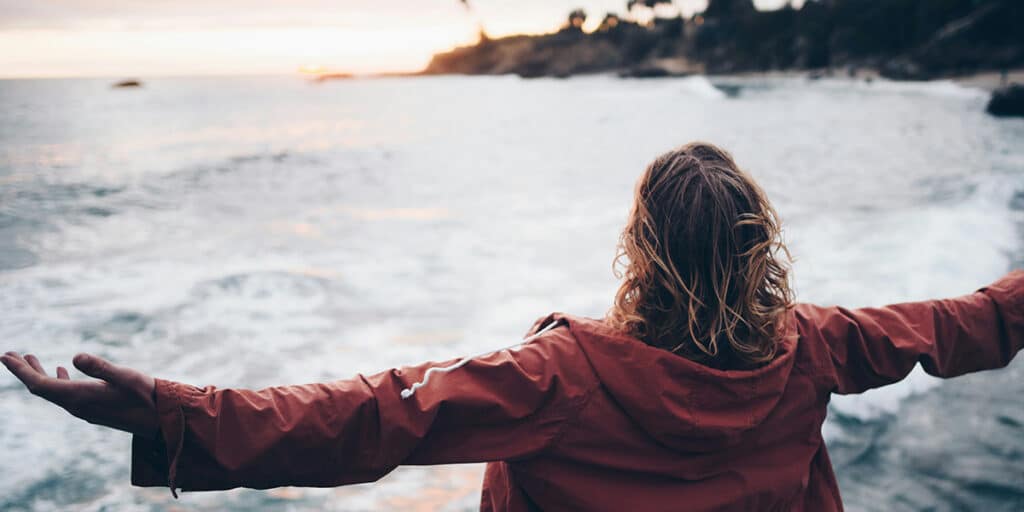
[422,0,1024,80]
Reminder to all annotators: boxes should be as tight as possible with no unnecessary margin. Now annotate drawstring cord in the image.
[400,319,563,399]
[167,404,186,498]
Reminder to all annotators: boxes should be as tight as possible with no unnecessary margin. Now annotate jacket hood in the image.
[547,312,799,453]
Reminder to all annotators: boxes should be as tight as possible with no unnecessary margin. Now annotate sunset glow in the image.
[0,26,479,78]
[298,64,327,75]
[0,0,799,78]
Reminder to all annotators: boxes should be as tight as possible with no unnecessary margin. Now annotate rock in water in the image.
[112,79,142,88]
[986,84,1024,118]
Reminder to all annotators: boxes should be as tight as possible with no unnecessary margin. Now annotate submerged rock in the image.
[111,79,142,88]
[986,84,1024,117]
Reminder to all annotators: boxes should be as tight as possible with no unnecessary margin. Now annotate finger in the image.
[73,353,119,381]
[1,353,50,396]
[24,354,47,376]
[56,366,70,380]
[73,353,153,403]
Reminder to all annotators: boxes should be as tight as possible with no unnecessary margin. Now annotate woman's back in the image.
[122,273,1023,511]
[5,142,1022,511]
[482,312,827,511]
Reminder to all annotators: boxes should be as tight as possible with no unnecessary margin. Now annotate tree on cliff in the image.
[626,0,675,24]
[567,8,587,30]
[598,13,621,32]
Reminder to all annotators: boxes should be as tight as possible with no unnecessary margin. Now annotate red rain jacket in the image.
[131,272,1024,511]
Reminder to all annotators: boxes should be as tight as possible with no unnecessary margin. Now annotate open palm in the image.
[1,352,158,438]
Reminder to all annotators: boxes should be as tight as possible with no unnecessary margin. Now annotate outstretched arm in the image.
[793,271,1024,395]
[2,318,594,497]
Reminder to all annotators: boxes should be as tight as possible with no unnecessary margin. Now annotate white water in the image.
[1,74,1022,511]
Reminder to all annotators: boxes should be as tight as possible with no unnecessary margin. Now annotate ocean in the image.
[0,74,1022,511]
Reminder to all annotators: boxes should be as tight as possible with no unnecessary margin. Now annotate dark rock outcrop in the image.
[422,0,1023,80]
[987,84,1024,117]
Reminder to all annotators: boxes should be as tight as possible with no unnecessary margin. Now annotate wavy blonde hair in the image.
[607,142,794,370]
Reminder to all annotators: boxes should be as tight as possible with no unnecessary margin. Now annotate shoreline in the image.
[305,66,1023,87]
[349,66,1024,92]
[709,67,1024,92]
[951,69,1024,91]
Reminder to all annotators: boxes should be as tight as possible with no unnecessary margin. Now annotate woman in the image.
[4,142,1022,511]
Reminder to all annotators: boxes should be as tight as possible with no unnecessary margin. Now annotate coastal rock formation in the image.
[881,0,1024,80]
[987,84,1024,117]
[422,0,1023,80]
[424,30,628,78]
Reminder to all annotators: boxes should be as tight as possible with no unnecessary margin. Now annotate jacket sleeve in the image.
[130,321,595,496]
[794,271,1024,395]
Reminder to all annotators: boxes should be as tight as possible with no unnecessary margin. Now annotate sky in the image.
[0,0,797,78]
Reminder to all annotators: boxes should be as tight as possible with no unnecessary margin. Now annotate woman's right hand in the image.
[1,352,159,439]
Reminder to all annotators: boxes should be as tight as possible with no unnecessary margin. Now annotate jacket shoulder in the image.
[787,304,842,386]
[519,313,602,391]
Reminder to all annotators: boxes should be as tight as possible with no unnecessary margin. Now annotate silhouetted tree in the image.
[567,8,588,30]
[627,0,675,21]
[598,13,622,32]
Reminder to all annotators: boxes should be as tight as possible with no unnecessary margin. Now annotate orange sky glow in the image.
[0,0,796,78]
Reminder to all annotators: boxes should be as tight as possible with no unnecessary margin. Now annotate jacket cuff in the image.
[130,378,208,498]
